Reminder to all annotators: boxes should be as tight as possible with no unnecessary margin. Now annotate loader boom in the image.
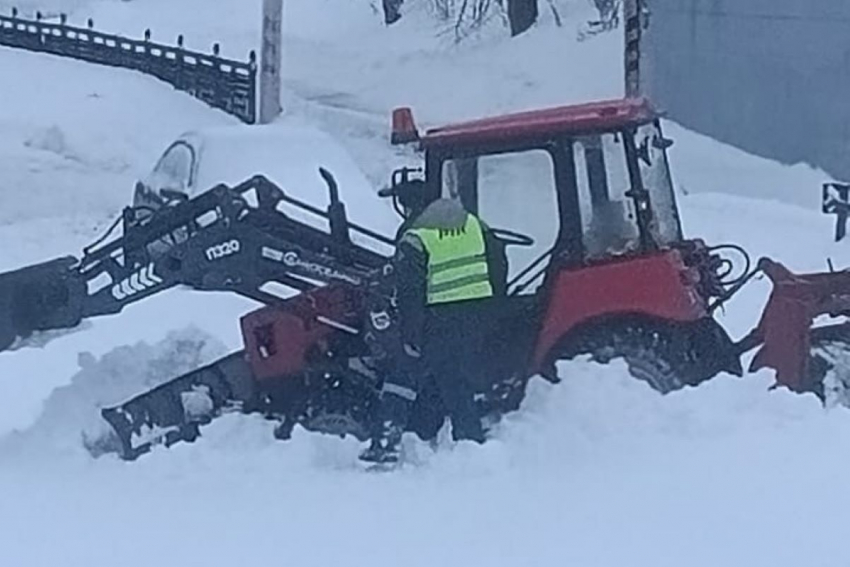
[0,174,394,351]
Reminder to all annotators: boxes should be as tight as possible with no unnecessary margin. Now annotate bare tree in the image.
[433,0,453,20]
[454,0,498,38]
[507,0,538,36]
[593,0,619,23]
[383,0,403,24]
[428,0,537,42]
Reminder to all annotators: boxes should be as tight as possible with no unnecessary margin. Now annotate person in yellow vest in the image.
[360,196,507,464]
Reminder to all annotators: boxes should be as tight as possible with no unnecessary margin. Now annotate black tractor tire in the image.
[293,367,377,442]
[554,320,725,394]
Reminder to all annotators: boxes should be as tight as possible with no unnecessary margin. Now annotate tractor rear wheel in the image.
[291,365,377,442]
[555,320,728,394]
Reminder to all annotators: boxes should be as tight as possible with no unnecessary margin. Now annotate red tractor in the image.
[2,97,849,459]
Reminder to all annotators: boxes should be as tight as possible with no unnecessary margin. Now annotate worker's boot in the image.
[359,422,404,464]
[359,387,413,464]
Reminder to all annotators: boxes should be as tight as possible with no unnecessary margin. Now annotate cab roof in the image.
[420,97,658,150]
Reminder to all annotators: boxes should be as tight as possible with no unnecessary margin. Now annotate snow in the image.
[4,355,850,567]
[0,45,237,228]
[1,1,850,566]
[167,120,401,243]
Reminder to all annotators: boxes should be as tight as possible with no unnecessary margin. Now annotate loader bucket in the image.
[0,256,85,352]
[100,351,256,460]
[747,258,850,393]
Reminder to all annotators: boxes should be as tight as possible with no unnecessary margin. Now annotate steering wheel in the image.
[490,227,535,247]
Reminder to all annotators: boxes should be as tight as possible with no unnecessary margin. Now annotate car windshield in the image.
[149,142,194,195]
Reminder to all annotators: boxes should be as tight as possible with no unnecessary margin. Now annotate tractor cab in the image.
[386,98,684,295]
[385,98,740,389]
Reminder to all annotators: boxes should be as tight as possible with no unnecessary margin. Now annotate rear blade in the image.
[101,351,256,460]
[0,256,85,351]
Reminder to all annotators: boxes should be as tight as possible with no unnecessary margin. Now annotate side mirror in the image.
[823,182,850,241]
[382,166,424,197]
[380,167,427,219]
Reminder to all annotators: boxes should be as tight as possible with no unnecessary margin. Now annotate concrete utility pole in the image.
[623,0,641,98]
[259,0,283,124]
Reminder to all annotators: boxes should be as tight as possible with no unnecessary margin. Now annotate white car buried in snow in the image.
[132,121,400,250]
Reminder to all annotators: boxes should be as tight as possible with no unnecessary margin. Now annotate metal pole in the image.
[259,0,283,124]
[624,0,641,98]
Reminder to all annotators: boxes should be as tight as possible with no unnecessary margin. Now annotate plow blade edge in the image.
[100,351,257,460]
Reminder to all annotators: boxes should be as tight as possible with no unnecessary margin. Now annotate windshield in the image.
[634,121,682,246]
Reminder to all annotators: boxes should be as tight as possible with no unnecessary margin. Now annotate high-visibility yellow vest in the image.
[408,214,493,305]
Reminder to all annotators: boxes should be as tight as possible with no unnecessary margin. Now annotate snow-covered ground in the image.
[1,1,849,566]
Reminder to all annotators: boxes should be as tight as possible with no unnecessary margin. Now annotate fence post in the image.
[175,34,186,92]
[248,50,258,124]
[259,0,283,124]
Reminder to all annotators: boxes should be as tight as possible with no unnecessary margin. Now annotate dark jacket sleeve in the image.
[393,232,428,347]
[481,223,508,297]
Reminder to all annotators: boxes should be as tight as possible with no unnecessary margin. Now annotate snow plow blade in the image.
[100,351,257,460]
[0,256,85,351]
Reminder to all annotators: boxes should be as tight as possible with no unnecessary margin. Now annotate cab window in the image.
[573,133,642,260]
[442,149,559,294]
[634,122,683,246]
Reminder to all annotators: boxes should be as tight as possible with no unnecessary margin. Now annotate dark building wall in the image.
[643,0,850,179]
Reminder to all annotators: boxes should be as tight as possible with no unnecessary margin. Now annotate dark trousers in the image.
[420,299,495,442]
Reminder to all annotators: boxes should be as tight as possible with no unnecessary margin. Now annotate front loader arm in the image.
[0,174,394,352]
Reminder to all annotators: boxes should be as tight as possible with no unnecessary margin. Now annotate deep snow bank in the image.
[8,0,621,188]
[665,122,833,211]
[0,288,258,436]
[0,46,235,228]
[0,45,240,433]
[3,339,850,567]
[0,327,226,462]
